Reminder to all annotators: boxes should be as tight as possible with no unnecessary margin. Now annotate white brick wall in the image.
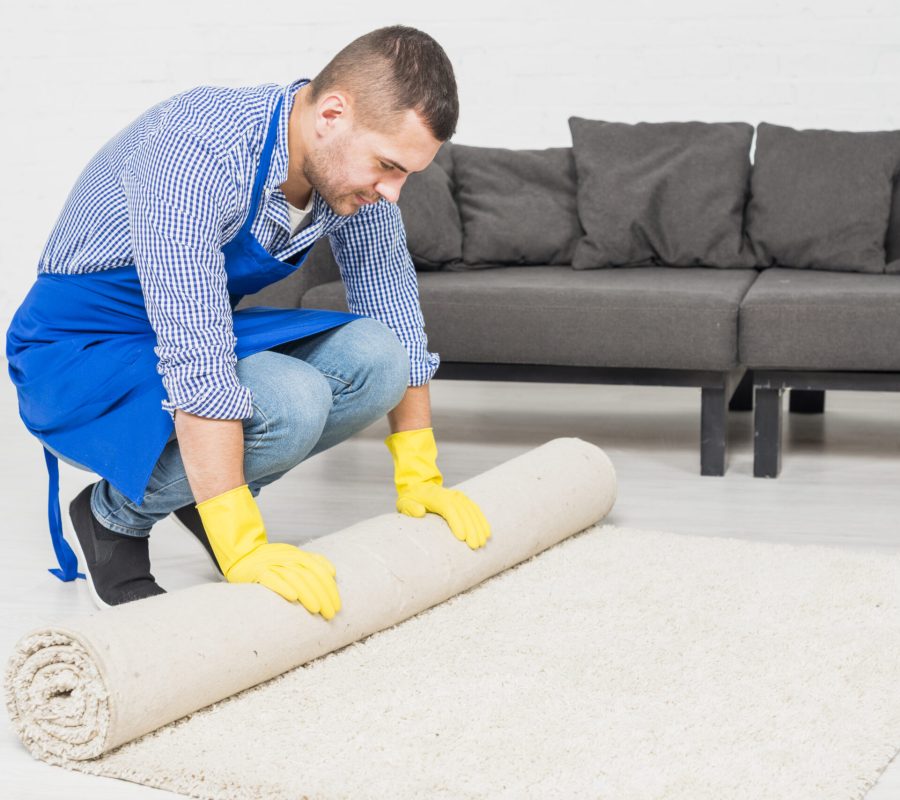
[1,0,899,325]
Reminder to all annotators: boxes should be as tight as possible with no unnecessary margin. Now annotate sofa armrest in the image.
[235,238,341,311]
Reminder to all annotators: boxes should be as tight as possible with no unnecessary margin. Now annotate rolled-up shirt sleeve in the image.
[122,126,253,421]
[328,200,440,386]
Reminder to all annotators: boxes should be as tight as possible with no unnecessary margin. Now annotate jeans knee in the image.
[352,318,410,412]
[383,343,411,411]
[240,352,333,468]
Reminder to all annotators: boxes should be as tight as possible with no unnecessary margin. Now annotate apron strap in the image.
[43,447,85,582]
[237,95,284,238]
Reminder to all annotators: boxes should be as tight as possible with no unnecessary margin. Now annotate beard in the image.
[302,135,361,217]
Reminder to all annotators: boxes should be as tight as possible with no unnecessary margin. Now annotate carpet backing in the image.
[5,437,616,764]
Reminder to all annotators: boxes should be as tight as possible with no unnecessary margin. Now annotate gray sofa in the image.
[238,120,900,477]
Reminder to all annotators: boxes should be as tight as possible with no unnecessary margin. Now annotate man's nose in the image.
[375,173,408,204]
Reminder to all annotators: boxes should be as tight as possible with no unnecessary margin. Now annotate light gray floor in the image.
[1,374,898,799]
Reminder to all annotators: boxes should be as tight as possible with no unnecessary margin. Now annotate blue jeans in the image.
[41,317,410,537]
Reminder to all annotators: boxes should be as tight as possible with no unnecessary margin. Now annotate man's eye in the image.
[380,162,394,170]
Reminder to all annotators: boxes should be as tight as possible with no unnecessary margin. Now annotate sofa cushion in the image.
[396,143,461,270]
[885,174,900,274]
[746,122,900,274]
[739,268,900,370]
[302,266,758,371]
[567,117,758,269]
[451,145,582,267]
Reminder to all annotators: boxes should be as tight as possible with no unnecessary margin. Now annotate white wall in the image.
[1,0,899,326]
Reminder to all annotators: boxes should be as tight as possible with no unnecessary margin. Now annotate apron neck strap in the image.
[241,93,285,236]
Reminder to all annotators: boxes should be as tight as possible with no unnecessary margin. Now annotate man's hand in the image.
[384,427,491,549]
[196,483,341,619]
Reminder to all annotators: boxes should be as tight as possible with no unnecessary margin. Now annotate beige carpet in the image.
[16,523,900,799]
[6,438,900,798]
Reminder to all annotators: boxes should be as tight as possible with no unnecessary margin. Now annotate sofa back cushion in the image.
[452,144,583,267]
[396,143,461,270]
[884,175,900,273]
[568,118,758,269]
[746,122,900,274]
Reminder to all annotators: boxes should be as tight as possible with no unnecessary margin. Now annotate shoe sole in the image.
[64,510,115,612]
[170,512,227,582]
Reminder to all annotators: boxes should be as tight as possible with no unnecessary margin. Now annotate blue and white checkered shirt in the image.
[36,77,440,421]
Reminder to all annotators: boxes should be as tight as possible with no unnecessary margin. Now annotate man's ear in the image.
[314,90,352,136]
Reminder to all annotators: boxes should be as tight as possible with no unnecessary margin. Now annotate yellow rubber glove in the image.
[195,484,341,620]
[384,427,491,549]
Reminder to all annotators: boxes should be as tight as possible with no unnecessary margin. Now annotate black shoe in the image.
[67,483,167,609]
[170,503,225,578]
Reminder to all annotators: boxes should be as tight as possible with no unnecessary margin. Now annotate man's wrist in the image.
[386,383,431,433]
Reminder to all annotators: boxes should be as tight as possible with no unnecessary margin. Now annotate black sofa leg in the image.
[700,387,726,476]
[754,387,783,478]
[728,370,754,412]
[789,389,825,414]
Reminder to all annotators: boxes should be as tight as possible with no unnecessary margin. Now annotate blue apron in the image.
[6,95,363,583]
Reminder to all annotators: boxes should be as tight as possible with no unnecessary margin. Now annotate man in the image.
[6,25,491,615]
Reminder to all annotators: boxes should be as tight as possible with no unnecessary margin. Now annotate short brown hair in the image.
[310,26,459,141]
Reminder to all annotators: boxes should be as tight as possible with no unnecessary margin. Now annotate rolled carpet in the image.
[5,436,616,765]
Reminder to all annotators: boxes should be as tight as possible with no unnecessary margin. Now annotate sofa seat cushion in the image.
[740,268,900,370]
[302,266,759,371]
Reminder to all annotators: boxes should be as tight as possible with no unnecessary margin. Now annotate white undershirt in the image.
[286,192,314,236]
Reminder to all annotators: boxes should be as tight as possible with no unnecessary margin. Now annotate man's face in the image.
[304,106,441,216]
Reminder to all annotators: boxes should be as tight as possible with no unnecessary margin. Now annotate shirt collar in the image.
[263,77,311,238]
[266,76,309,192]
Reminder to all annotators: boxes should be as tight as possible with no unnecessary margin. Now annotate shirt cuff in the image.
[161,383,254,421]
[409,351,440,387]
